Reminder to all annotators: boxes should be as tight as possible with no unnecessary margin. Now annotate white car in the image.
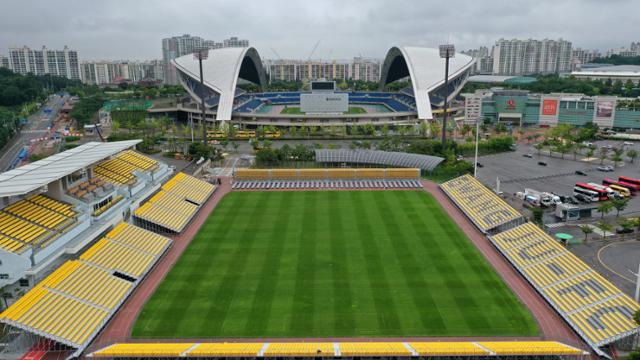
[624,141,634,146]
[597,165,614,172]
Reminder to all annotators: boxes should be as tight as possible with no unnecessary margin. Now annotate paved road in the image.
[0,93,68,171]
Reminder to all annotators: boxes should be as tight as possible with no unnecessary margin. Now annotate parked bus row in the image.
[572,176,640,203]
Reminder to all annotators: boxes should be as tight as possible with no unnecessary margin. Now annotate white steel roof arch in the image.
[172,47,266,122]
[380,46,475,120]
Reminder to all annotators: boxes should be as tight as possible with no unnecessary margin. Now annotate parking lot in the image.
[475,139,640,217]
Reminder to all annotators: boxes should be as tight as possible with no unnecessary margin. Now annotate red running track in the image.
[85,178,588,355]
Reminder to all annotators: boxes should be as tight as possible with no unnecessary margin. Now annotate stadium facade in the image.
[170,46,475,127]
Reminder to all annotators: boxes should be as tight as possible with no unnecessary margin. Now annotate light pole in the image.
[474,117,480,177]
[194,48,209,144]
[439,44,455,148]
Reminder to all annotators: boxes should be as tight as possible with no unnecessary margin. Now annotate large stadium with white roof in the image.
[171,46,475,127]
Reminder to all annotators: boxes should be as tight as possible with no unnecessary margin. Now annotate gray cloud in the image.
[0,0,637,60]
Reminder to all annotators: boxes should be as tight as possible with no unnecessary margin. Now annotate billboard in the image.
[542,99,558,116]
[596,100,614,119]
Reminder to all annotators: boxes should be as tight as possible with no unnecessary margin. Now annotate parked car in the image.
[538,161,547,166]
[597,165,614,172]
[624,141,634,146]
[616,227,634,234]
[523,153,533,158]
[582,141,595,147]
[575,170,587,176]
[601,144,613,149]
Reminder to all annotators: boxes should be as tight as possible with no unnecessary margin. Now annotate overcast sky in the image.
[0,0,637,61]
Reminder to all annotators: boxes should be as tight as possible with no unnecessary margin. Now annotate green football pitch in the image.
[132,190,537,338]
[280,106,367,114]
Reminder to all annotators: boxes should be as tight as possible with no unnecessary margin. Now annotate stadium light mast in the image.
[439,44,455,147]
[194,48,209,144]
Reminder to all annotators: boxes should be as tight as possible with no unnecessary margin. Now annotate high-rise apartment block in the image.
[491,38,572,75]
[7,45,80,80]
[162,34,249,84]
[80,60,165,85]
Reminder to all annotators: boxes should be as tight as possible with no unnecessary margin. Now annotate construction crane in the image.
[270,47,282,60]
[307,40,321,61]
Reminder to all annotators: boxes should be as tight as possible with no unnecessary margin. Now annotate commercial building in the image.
[161,34,249,85]
[7,46,80,80]
[463,88,640,130]
[80,60,164,85]
[491,38,572,76]
[571,65,640,85]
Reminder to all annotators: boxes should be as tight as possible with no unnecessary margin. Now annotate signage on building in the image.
[542,99,558,116]
[506,99,516,110]
[596,100,614,119]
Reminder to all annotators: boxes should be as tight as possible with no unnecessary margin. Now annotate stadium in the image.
[170,46,474,127]
[0,46,637,360]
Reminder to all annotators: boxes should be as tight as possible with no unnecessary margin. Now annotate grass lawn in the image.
[132,191,537,338]
[280,106,367,115]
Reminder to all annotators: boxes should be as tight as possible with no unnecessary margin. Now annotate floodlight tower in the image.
[194,48,209,144]
[439,44,455,147]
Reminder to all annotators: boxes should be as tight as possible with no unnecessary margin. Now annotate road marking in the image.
[596,241,636,283]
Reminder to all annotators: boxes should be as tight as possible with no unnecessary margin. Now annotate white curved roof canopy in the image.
[380,47,475,120]
[172,47,266,121]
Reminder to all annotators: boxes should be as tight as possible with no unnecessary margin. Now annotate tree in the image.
[596,220,612,239]
[381,124,390,137]
[597,201,614,219]
[627,149,638,164]
[611,147,625,167]
[599,147,609,164]
[611,198,629,217]
[586,148,595,160]
[534,143,544,156]
[579,225,593,243]
[531,207,544,225]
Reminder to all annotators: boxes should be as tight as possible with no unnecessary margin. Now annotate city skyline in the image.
[0,0,639,61]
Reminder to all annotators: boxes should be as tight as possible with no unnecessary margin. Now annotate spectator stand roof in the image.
[0,140,141,198]
[314,149,444,171]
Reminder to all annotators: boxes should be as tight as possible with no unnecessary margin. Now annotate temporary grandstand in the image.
[440,174,640,357]
[0,141,172,289]
[88,341,587,358]
[171,46,474,127]
[314,149,444,172]
[133,172,217,233]
[0,223,171,357]
[440,174,526,234]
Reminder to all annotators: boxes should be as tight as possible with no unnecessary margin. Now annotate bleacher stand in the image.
[89,341,585,358]
[440,174,525,234]
[490,223,640,349]
[0,223,171,356]
[133,172,216,233]
[233,168,422,190]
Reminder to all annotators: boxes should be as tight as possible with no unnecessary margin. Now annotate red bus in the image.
[618,176,640,189]
[603,178,637,195]
[574,183,608,202]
